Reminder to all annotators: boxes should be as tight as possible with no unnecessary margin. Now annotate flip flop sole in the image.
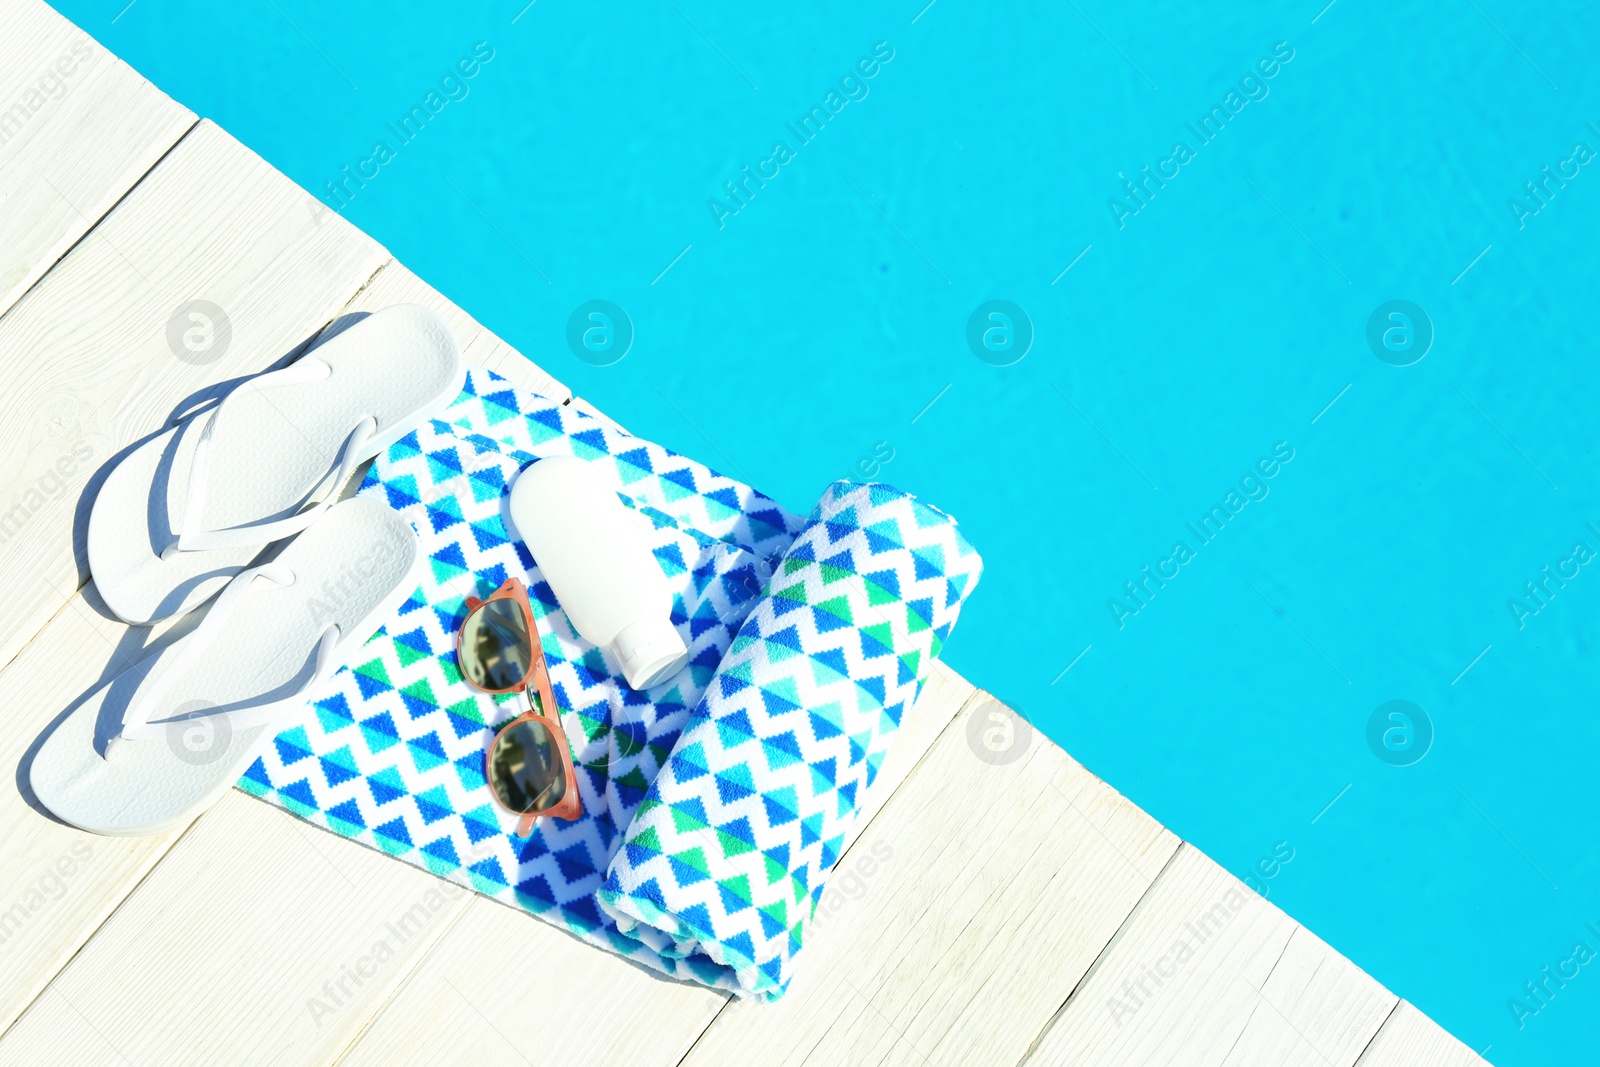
[34,497,420,836]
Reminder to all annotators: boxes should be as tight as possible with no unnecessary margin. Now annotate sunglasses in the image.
[456,577,583,834]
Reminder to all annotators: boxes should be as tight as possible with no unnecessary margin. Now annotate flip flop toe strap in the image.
[115,561,342,746]
[160,359,377,558]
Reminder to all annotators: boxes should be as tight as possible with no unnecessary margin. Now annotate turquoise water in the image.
[58,0,1600,1057]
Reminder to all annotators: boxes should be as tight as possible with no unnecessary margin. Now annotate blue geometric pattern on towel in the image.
[239,367,805,991]
[598,481,983,998]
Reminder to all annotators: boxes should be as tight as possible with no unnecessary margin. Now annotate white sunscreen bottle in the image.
[507,456,689,690]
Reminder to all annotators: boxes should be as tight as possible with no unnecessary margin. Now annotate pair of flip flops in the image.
[32,305,465,836]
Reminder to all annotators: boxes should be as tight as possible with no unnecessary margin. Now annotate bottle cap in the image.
[610,616,689,690]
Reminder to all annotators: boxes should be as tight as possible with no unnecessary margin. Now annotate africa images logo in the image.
[317,42,496,213]
[0,39,99,147]
[1107,442,1295,629]
[1106,42,1296,230]
[706,42,896,229]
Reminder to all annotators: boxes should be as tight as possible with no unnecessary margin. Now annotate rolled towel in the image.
[598,480,983,998]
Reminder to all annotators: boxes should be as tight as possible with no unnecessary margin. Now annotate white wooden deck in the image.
[0,2,1487,1063]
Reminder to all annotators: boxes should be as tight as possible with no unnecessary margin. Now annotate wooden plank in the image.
[322,259,569,404]
[1220,925,1396,1067]
[0,790,474,1066]
[678,694,1180,1067]
[0,0,194,318]
[846,660,970,842]
[330,662,977,1067]
[1354,1001,1488,1067]
[1022,844,1394,1067]
[0,586,190,1037]
[0,118,387,670]
[333,895,725,1067]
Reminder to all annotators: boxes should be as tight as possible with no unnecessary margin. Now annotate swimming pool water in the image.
[58,0,1600,1058]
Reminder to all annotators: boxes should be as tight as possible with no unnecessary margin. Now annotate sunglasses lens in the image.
[460,599,532,691]
[488,719,567,814]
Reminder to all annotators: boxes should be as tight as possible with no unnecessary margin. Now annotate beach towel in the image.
[240,366,980,996]
[598,480,982,997]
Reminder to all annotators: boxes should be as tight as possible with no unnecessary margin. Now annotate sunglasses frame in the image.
[456,576,582,834]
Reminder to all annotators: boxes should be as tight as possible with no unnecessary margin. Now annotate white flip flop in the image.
[89,303,462,625]
[32,497,420,836]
